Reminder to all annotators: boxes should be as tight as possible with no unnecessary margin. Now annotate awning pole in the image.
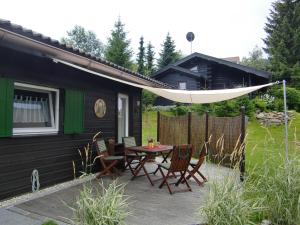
[283,80,289,165]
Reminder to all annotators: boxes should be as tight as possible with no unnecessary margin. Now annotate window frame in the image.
[13,82,60,136]
[178,81,187,90]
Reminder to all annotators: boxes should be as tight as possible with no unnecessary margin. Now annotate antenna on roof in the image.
[186,32,195,54]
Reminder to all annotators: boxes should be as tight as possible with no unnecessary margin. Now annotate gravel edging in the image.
[0,175,96,209]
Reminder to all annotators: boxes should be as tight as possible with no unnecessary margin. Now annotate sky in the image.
[0,0,274,60]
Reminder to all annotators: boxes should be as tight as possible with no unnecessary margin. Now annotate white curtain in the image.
[13,95,50,126]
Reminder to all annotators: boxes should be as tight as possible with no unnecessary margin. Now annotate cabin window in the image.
[13,83,59,136]
[178,82,187,90]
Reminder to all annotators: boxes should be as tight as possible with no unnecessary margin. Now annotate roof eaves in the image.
[0,19,170,88]
[173,52,271,79]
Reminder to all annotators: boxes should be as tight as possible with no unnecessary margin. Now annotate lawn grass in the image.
[142,110,300,170]
[246,111,300,170]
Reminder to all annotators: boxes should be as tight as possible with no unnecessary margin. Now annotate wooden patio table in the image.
[126,145,173,186]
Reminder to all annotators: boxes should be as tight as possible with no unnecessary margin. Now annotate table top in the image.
[127,145,173,153]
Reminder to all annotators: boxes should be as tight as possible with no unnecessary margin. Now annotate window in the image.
[13,82,59,135]
[178,82,187,90]
[190,66,198,72]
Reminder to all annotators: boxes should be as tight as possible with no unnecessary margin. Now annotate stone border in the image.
[0,175,96,209]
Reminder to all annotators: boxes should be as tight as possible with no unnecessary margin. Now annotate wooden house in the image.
[152,52,271,105]
[0,19,167,200]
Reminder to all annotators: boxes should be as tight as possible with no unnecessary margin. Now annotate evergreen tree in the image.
[137,36,145,74]
[157,33,182,69]
[104,18,133,69]
[145,42,155,76]
[264,0,300,87]
[61,25,104,58]
[241,46,270,71]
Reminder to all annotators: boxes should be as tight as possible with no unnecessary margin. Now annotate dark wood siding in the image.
[154,71,202,105]
[211,64,265,89]
[154,58,268,105]
[0,46,142,200]
[158,72,199,90]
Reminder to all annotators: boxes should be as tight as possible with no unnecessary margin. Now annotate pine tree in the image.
[104,18,133,69]
[145,42,155,76]
[157,33,182,69]
[137,36,145,74]
[61,25,104,58]
[264,0,300,87]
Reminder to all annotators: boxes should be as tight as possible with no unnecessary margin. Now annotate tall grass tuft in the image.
[246,157,300,225]
[70,180,130,225]
[198,176,262,225]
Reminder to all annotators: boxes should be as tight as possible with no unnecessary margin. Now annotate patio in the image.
[1,159,235,225]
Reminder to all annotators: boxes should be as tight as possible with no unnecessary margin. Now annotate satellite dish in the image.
[186,32,195,42]
[186,32,195,53]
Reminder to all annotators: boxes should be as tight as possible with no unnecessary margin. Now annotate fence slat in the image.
[158,112,246,167]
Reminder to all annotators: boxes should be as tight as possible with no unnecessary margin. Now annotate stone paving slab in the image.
[1,161,235,225]
[0,208,42,225]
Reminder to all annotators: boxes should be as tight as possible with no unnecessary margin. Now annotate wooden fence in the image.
[157,108,246,171]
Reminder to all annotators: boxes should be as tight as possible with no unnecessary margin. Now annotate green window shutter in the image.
[0,78,14,137]
[64,89,84,134]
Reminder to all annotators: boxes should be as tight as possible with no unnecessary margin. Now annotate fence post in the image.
[188,111,192,144]
[157,111,160,142]
[205,111,209,155]
[240,106,246,182]
[205,111,209,143]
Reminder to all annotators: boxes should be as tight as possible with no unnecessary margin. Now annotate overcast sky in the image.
[0,0,274,60]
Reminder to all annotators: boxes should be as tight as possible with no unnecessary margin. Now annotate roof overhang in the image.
[0,26,167,88]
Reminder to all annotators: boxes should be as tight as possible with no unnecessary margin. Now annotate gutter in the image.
[0,28,167,88]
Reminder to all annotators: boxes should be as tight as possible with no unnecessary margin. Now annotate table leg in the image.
[153,150,172,175]
[131,153,154,186]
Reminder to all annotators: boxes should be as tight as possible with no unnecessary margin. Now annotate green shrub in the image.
[190,104,212,116]
[71,181,130,225]
[272,87,300,112]
[170,105,189,116]
[142,90,157,111]
[214,100,240,117]
[198,176,262,225]
[236,96,256,118]
[253,97,268,112]
[273,98,284,111]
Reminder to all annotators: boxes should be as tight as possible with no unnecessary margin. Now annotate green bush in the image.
[273,98,284,111]
[236,96,256,118]
[253,97,268,112]
[272,87,300,112]
[214,100,240,117]
[190,104,212,116]
[170,105,189,116]
[71,181,130,225]
[142,90,157,111]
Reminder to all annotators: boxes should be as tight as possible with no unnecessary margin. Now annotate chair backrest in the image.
[122,136,136,148]
[197,142,208,166]
[95,138,108,156]
[107,138,116,155]
[169,145,193,172]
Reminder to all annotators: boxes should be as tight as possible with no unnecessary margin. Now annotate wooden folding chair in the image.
[185,142,208,186]
[123,137,147,175]
[157,145,193,195]
[94,138,124,179]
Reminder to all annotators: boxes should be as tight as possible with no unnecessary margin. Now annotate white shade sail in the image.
[53,58,276,104]
[143,83,275,103]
